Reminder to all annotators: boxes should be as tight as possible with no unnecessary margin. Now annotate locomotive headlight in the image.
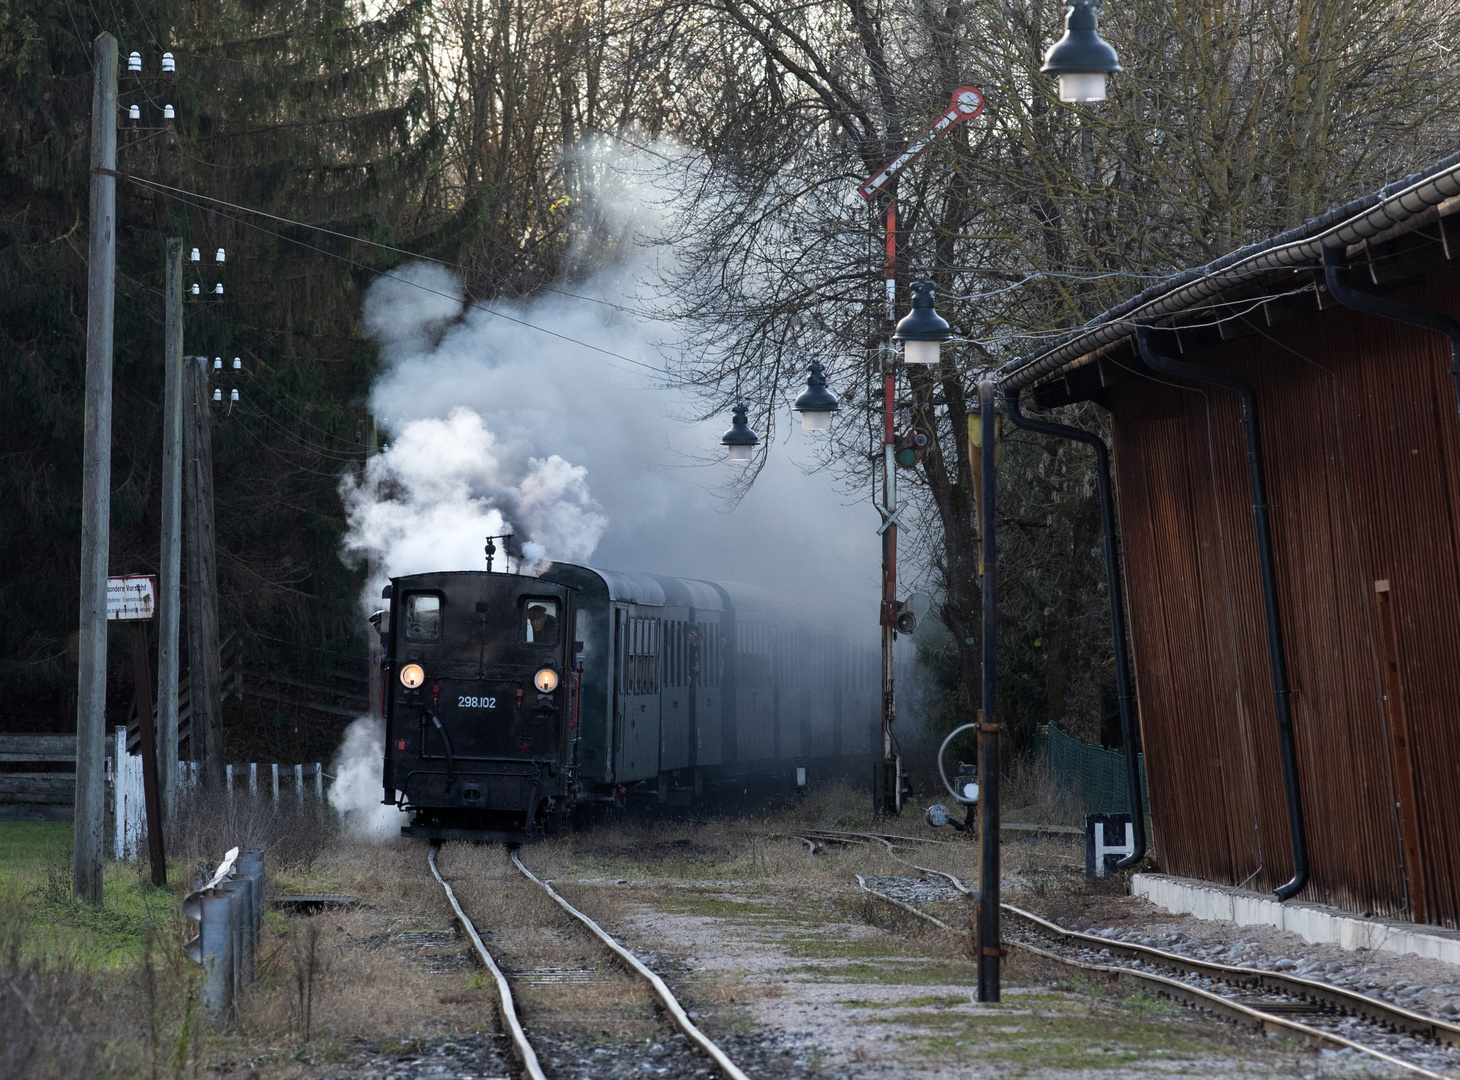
[399,662,425,689]
[533,667,559,693]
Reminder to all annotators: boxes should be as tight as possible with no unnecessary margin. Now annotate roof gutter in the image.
[998,150,1460,393]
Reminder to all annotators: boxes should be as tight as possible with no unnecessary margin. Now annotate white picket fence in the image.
[110,728,330,860]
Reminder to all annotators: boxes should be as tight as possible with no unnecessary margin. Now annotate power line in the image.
[128,176,652,319]
[130,176,672,380]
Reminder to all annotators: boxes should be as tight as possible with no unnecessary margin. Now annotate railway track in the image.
[428,842,750,1080]
[803,827,1460,1079]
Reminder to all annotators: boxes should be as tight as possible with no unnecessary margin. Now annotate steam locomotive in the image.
[374,564,880,841]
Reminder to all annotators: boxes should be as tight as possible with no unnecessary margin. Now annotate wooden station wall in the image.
[1106,260,1460,927]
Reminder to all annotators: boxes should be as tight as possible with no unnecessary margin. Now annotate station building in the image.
[1000,151,1460,928]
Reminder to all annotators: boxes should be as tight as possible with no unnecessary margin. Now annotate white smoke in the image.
[340,141,880,608]
[328,716,403,839]
[341,406,606,597]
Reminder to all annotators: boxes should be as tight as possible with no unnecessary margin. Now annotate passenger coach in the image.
[374,564,878,841]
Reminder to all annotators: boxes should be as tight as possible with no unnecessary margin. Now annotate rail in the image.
[427,844,545,1080]
[820,828,1460,1079]
[510,849,752,1080]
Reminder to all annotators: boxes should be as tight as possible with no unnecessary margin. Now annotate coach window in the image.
[404,594,442,641]
[523,598,560,645]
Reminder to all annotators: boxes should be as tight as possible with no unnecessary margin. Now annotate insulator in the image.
[163,105,175,120]
[161,52,176,73]
[128,105,140,122]
[213,358,222,370]
[190,283,200,295]
[215,248,225,263]
[214,283,223,295]
[212,388,222,402]
[230,389,239,402]
[190,247,200,261]
[128,52,142,73]
[232,358,241,370]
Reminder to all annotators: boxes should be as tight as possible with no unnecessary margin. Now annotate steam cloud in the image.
[331,147,886,838]
[340,182,880,607]
[328,716,401,839]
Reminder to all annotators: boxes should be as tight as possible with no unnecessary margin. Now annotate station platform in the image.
[1132,873,1460,968]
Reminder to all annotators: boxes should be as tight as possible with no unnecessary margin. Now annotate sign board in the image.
[1085,813,1135,878]
[107,575,157,621]
[856,86,985,200]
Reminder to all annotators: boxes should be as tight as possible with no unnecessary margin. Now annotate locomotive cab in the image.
[381,570,576,842]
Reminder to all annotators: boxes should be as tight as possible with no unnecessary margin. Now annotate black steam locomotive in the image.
[373,564,879,841]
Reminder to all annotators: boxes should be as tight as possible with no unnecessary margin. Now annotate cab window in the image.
[523,598,560,645]
[404,594,441,641]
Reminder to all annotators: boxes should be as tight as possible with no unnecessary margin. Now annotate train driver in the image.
[526,602,559,644]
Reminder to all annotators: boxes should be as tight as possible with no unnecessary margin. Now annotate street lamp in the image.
[721,403,760,461]
[793,360,840,430]
[1041,0,1122,103]
[893,281,952,365]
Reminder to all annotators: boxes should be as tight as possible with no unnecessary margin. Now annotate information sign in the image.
[106,575,157,621]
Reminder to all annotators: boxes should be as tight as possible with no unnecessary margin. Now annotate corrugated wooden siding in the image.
[1108,261,1460,927]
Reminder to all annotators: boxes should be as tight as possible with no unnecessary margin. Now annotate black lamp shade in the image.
[893,281,952,343]
[721,403,760,459]
[793,360,840,430]
[1041,0,1121,76]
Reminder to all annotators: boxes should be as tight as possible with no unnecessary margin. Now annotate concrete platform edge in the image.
[1131,873,1460,968]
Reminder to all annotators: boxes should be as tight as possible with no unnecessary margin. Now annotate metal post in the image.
[217,879,251,996]
[314,762,323,802]
[271,762,279,802]
[130,622,167,885]
[248,762,257,796]
[73,31,119,905]
[236,850,265,937]
[976,378,1001,1002]
[197,889,234,1016]
[876,190,900,816]
[158,239,184,821]
[295,762,303,805]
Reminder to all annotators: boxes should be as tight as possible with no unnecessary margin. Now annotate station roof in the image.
[998,150,1460,396]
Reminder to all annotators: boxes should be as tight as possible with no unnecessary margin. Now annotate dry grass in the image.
[1,779,1090,1079]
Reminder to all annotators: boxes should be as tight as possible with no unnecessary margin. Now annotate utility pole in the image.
[157,239,184,819]
[129,619,167,885]
[367,415,382,722]
[184,358,224,786]
[74,32,118,905]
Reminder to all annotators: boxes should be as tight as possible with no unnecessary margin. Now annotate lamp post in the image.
[965,0,1121,1003]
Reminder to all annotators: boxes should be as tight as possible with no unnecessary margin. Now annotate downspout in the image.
[1321,246,1460,421]
[1135,327,1309,901]
[1004,389,1146,868]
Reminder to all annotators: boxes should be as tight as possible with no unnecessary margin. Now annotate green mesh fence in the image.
[1039,723,1149,815]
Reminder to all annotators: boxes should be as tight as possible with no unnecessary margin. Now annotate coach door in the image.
[615,610,661,782]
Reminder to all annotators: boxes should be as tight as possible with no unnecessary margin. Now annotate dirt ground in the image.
[186,785,1448,1080]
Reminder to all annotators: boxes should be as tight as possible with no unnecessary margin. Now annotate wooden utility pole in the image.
[184,358,225,786]
[367,415,382,722]
[158,239,184,819]
[74,32,118,905]
[129,621,167,885]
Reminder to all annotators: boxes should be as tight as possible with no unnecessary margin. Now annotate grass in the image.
[0,821,189,969]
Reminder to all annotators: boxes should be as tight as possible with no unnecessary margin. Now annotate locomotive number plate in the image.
[457,696,498,709]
